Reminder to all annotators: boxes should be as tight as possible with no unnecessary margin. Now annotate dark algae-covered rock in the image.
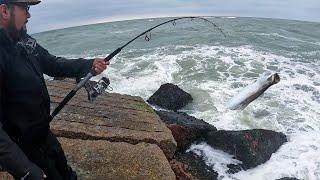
[276,178,300,180]
[174,151,218,180]
[170,159,195,180]
[205,129,287,170]
[156,111,216,131]
[156,110,217,151]
[147,83,193,111]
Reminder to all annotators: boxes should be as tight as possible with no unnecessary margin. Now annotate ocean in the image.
[33,17,320,180]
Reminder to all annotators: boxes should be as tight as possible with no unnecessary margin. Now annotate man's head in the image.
[0,0,40,41]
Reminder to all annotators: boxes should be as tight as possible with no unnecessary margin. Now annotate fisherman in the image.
[0,0,108,179]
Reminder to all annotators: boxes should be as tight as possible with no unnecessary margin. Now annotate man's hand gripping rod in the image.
[49,48,121,121]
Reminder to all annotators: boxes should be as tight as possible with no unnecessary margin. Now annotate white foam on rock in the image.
[230,132,320,180]
[187,132,320,180]
[187,142,242,180]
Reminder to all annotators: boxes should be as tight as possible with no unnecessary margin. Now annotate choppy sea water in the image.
[34,17,320,180]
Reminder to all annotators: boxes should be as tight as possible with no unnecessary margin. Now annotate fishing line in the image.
[50,16,226,121]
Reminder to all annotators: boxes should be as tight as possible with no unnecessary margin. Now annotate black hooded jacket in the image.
[0,29,93,178]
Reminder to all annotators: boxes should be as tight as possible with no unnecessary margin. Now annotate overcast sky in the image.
[27,0,320,33]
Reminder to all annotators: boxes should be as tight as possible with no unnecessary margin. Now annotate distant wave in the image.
[256,32,320,46]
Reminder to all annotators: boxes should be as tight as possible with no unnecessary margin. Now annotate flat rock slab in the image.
[59,138,176,180]
[46,79,176,159]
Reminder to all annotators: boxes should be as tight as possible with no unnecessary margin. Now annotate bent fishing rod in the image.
[49,16,226,121]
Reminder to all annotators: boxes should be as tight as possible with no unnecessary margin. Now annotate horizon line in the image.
[31,14,320,35]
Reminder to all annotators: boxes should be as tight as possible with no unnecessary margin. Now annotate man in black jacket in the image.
[0,0,108,179]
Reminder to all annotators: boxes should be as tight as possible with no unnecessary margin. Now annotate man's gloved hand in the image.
[93,58,109,75]
[21,165,46,180]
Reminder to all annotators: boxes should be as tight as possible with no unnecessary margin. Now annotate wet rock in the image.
[226,164,243,174]
[170,159,195,180]
[205,129,287,170]
[276,178,300,180]
[174,151,218,180]
[156,110,217,151]
[147,83,193,111]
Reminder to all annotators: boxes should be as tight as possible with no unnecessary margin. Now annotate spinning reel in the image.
[84,77,112,101]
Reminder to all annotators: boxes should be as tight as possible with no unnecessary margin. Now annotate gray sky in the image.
[28,0,320,33]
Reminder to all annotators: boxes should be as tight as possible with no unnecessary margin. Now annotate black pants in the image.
[20,131,77,180]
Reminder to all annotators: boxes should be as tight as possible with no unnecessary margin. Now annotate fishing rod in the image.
[49,16,226,121]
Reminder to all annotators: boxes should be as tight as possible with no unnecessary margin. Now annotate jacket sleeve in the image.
[36,44,94,78]
[0,65,42,178]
